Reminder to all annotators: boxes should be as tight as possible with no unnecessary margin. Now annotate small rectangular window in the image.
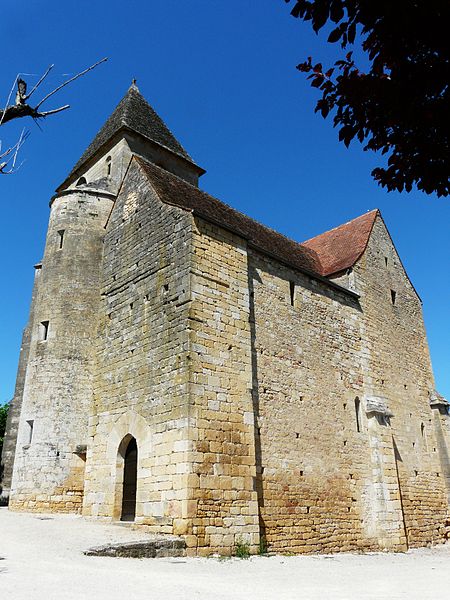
[40,320,49,341]
[355,397,361,433]
[289,281,295,307]
[391,290,397,305]
[26,419,34,444]
[57,230,65,249]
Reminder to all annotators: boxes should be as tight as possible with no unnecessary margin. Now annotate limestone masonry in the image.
[2,83,449,556]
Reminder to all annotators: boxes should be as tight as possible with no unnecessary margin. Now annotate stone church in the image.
[2,83,449,556]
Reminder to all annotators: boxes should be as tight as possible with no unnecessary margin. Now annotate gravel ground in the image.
[1,507,449,600]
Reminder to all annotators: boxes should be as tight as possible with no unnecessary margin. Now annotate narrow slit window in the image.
[106,156,112,176]
[355,397,361,433]
[26,419,34,444]
[57,230,65,249]
[289,281,295,307]
[40,320,49,341]
[390,290,397,305]
[384,256,388,267]
[421,422,428,450]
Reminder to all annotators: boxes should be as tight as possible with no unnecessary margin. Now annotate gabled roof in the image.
[302,210,379,276]
[62,83,197,187]
[135,157,323,276]
[132,157,383,294]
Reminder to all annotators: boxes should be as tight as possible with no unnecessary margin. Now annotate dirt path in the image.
[0,508,448,600]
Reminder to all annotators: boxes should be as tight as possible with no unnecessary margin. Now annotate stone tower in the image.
[4,83,204,510]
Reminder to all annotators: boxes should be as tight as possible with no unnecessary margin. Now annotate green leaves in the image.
[328,25,344,43]
[285,0,450,197]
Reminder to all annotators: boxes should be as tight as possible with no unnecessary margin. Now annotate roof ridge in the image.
[134,156,322,267]
[122,87,132,124]
[125,86,194,161]
[134,156,323,276]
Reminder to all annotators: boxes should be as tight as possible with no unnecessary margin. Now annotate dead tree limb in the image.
[0,129,29,174]
[24,64,54,102]
[35,57,107,110]
[0,57,107,127]
[0,57,107,174]
[0,102,70,124]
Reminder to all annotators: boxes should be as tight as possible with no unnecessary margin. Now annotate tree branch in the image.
[0,129,29,174]
[0,57,107,175]
[24,64,54,101]
[0,75,19,127]
[38,105,70,117]
[0,57,108,127]
[35,57,108,110]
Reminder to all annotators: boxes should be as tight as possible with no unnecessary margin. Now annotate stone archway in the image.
[119,435,138,521]
[105,411,152,521]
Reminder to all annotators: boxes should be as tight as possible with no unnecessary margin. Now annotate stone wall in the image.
[83,166,260,555]
[242,213,447,554]
[66,138,131,194]
[247,248,405,553]
[432,406,450,511]
[184,218,260,556]
[65,131,200,194]
[83,160,193,530]
[9,189,113,512]
[353,215,448,547]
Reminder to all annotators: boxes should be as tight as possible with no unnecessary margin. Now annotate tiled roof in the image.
[63,84,195,186]
[136,157,322,276]
[136,156,379,283]
[302,210,379,276]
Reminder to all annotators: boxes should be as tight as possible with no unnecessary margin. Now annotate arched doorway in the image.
[120,436,138,521]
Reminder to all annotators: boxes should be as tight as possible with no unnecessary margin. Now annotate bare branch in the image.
[0,75,19,127]
[0,104,38,124]
[0,57,107,175]
[35,57,108,110]
[24,64,54,101]
[0,102,71,124]
[0,129,29,159]
[0,57,107,127]
[38,105,70,117]
[0,129,29,174]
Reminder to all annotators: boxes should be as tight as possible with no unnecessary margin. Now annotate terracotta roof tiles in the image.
[302,210,379,276]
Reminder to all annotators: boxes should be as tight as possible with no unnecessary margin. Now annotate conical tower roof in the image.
[62,82,199,187]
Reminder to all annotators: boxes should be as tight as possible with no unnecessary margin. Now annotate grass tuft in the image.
[234,539,251,559]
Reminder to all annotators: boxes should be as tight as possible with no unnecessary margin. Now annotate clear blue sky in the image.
[1,0,449,406]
